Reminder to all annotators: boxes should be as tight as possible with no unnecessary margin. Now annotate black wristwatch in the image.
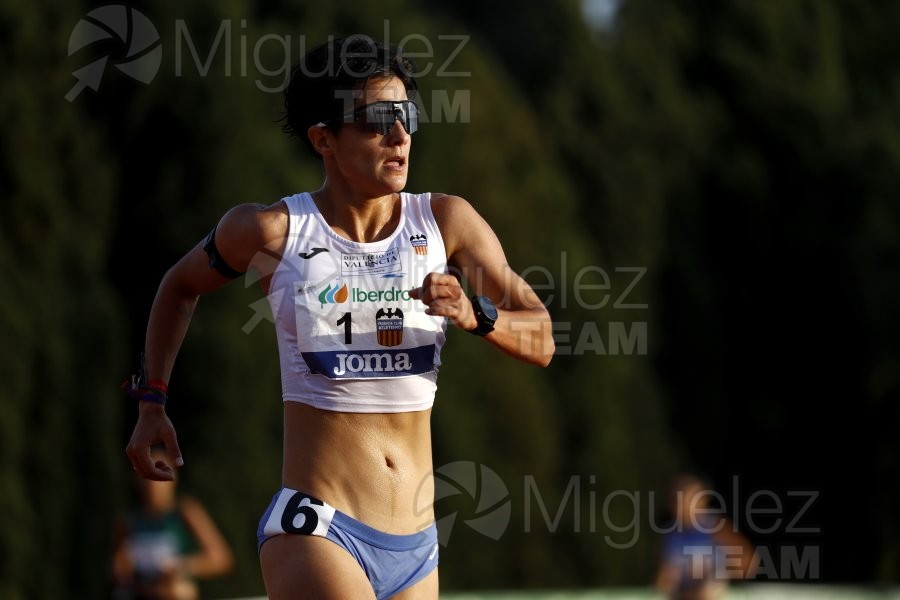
[468,295,498,336]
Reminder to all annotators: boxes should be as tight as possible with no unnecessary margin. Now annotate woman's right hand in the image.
[126,402,184,480]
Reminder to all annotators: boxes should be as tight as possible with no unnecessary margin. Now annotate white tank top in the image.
[267,191,448,413]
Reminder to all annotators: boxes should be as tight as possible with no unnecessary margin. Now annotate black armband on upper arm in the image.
[202,225,245,279]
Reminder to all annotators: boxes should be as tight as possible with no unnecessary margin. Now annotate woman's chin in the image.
[378,174,408,193]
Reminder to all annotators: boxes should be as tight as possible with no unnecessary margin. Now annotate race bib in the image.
[261,489,335,538]
[293,249,441,379]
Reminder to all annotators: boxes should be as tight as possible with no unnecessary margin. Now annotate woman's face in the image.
[675,481,710,525]
[325,76,413,197]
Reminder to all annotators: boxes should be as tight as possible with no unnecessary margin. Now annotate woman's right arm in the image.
[126,203,285,480]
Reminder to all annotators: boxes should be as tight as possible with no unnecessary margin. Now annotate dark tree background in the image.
[2,0,898,596]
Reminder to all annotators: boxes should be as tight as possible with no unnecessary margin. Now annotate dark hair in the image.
[282,36,418,157]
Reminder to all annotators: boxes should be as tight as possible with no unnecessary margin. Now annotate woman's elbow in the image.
[537,337,555,367]
[523,331,555,367]
[217,549,235,575]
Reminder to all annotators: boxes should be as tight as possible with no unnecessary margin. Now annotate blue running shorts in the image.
[258,488,439,599]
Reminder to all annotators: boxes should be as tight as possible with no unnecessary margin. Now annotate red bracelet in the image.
[147,379,169,394]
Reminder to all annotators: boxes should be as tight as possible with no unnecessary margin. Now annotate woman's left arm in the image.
[178,497,235,579]
[410,194,554,366]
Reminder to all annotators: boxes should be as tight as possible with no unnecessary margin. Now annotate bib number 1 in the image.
[336,312,352,344]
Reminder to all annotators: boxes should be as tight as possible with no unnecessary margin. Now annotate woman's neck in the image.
[313,182,401,243]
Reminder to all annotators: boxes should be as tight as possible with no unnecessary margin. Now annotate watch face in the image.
[479,297,498,321]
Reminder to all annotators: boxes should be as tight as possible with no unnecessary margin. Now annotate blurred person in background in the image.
[123,34,553,600]
[111,447,233,600]
[655,473,758,600]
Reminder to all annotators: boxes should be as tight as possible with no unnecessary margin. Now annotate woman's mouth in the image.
[384,156,407,170]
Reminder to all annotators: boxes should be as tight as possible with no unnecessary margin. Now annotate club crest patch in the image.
[375,308,404,347]
[410,234,428,256]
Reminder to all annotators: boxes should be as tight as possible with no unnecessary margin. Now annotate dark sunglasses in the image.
[317,100,419,135]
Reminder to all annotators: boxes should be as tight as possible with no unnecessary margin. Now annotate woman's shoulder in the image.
[427,192,478,223]
[211,200,290,276]
[219,200,289,244]
[177,495,209,516]
[425,193,495,259]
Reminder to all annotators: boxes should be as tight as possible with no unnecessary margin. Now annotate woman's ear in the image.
[308,126,333,157]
